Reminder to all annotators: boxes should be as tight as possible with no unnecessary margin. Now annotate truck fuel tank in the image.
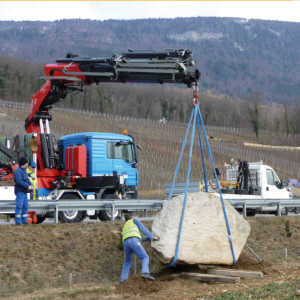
[65,145,87,178]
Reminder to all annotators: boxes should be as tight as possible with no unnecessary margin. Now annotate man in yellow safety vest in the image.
[27,161,38,224]
[121,213,159,283]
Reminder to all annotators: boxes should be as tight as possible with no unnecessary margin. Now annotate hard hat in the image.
[30,161,37,168]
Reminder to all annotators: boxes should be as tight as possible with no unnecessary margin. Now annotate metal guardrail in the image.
[226,198,300,217]
[0,199,168,223]
[2,196,299,223]
[164,182,201,195]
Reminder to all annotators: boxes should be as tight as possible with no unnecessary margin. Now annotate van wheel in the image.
[98,194,122,221]
[58,194,86,223]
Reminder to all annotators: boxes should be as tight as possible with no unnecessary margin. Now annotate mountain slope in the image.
[0,17,299,102]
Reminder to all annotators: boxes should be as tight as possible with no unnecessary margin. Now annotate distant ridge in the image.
[0,17,299,102]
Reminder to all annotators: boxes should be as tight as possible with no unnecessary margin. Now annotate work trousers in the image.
[15,192,29,225]
[120,237,149,283]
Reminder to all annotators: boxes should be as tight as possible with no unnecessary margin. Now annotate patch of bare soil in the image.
[230,252,277,275]
[116,275,162,296]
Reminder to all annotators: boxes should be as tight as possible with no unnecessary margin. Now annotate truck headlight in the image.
[120,175,124,185]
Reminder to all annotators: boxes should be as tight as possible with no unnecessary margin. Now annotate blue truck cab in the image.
[57,132,139,199]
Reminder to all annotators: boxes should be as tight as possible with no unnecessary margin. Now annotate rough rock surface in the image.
[151,192,251,265]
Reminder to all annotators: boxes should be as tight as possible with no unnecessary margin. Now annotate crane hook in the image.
[192,82,199,107]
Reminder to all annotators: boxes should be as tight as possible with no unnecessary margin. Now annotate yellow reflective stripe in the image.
[122,229,141,239]
[122,225,138,236]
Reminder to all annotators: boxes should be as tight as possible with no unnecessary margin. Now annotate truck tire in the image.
[210,179,218,190]
[58,194,86,223]
[294,207,300,214]
[275,207,288,216]
[279,207,288,216]
[98,194,122,221]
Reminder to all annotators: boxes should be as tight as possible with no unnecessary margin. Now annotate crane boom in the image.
[21,48,200,172]
[25,49,199,130]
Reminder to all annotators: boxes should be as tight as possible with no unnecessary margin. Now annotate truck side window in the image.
[107,143,114,159]
[107,142,134,163]
[266,169,275,185]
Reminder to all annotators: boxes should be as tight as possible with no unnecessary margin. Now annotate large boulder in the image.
[151,192,250,265]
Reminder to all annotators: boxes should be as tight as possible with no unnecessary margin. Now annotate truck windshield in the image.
[107,142,134,163]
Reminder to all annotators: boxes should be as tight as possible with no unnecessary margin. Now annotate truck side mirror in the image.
[275,180,284,189]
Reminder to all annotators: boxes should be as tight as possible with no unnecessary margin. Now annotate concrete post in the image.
[284,248,287,260]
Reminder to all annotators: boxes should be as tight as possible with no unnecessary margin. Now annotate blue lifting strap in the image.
[165,103,236,267]
[165,106,197,267]
[196,104,236,264]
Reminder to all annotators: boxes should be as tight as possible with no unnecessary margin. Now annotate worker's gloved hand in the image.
[152,236,160,241]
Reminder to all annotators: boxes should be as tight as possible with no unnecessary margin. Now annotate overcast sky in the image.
[0,1,299,23]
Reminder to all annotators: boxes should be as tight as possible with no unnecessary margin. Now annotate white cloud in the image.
[0,1,299,23]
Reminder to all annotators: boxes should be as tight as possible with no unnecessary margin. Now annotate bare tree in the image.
[248,90,263,140]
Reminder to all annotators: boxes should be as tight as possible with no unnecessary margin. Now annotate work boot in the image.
[141,273,155,281]
[15,223,23,226]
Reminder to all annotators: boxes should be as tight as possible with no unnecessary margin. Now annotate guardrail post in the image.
[243,202,247,218]
[111,203,115,221]
[277,203,281,216]
[54,202,59,223]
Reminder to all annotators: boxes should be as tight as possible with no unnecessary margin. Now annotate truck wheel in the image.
[98,194,122,221]
[210,179,218,190]
[36,216,46,224]
[294,207,300,214]
[279,207,288,216]
[58,194,86,223]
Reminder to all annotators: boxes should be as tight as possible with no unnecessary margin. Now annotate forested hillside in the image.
[0,17,299,102]
[1,100,300,191]
[0,54,300,135]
